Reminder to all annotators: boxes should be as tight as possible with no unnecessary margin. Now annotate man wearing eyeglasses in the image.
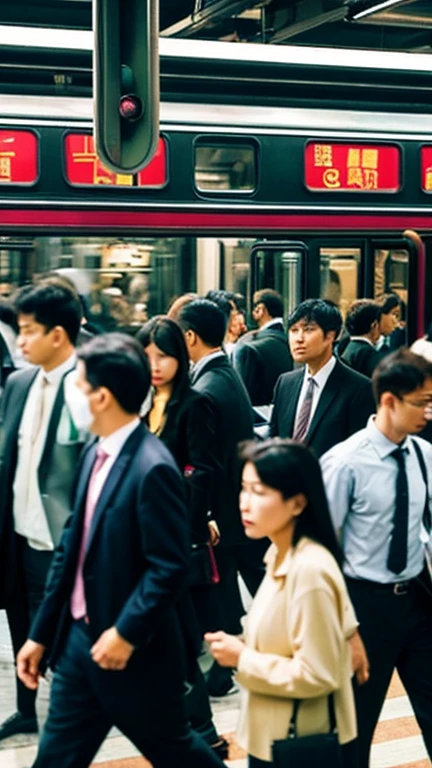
[321,348,432,768]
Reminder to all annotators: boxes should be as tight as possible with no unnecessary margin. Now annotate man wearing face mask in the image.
[0,281,89,740]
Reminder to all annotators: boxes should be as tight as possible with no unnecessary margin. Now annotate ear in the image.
[292,492,307,517]
[185,329,197,347]
[380,391,397,410]
[95,386,112,412]
[325,329,337,344]
[51,325,67,348]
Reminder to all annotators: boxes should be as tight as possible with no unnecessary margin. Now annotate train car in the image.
[0,29,432,337]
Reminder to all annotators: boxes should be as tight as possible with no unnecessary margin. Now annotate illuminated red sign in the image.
[0,130,38,185]
[305,143,400,193]
[420,147,432,192]
[64,134,167,188]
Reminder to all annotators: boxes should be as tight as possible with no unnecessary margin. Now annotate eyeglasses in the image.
[400,397,432,410]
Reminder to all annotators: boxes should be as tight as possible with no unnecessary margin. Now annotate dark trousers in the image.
[6,536,53,717]
[347,577,432,768]
[32,621,225,768]
[207,540,266,696]
[248,739,359,767]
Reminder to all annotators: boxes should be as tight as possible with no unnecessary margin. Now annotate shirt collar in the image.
[191,349,225,380]
[350,336,374,347]
[304,355,336,389]
[366,415,410,459]
[259,317,284,332]
[99,417,141,460]
[40,352,76,386]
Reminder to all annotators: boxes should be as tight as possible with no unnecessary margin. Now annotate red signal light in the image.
[119,95,143,121]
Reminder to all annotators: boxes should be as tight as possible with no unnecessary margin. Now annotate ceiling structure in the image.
[0,0,430,53]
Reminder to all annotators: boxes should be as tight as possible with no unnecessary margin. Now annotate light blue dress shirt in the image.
[320,416,432,583]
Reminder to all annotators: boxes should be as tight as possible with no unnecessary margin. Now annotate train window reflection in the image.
[253,249,303,320]
[320,248,361,318]
[194,141,256,192]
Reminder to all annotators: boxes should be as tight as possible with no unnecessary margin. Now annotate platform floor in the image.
[0,610,428,768]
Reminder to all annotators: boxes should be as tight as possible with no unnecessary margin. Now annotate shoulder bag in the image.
[272,695,343,768]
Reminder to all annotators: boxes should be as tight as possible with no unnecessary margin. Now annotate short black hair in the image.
[178,299,226,348]
[253,289,284,319]
[78,333,150,414]
[372,348,432,404]
[239,439,342,567]
[288,299,342,338]
[205,290,232,327]
[14,282,82,345]
[136,316,190,402]
[377,293,401,316]
[346,300,380,336]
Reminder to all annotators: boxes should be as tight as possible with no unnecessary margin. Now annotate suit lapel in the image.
[284,372,303,435]
[85,424,145,555]
[74,440,98,519]
[306,363,341,441]
[7,369,39,440]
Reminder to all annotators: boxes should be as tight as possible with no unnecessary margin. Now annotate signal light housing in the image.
[93,0,159,175]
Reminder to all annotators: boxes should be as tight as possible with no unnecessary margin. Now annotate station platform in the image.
[0,611,428,768]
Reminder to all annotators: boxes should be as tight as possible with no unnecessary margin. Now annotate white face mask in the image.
[66,368,94,433]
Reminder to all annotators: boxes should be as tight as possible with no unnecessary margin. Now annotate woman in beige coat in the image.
[206,439,359,768]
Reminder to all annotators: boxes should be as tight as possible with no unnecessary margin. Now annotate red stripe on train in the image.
[1,209,432,230]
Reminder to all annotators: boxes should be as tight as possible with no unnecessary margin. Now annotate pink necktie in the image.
[70,446,109,620]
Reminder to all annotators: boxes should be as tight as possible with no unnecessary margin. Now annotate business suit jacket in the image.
[271,358,375,458]
[156,388,217,545]
[30,424,190,688]
[0,366,86,606]
[341,338,381,378]
[232,322,293,406]
[191,355,254,547]
[236,538,357,761]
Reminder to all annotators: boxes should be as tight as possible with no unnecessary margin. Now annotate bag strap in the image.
[288,694,337,738]
[412,439,431,534]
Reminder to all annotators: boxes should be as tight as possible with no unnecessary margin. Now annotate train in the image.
[0,28,432,336]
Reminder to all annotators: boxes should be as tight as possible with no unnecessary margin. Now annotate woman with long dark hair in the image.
[136,316,228,760]
[206,439,359,768]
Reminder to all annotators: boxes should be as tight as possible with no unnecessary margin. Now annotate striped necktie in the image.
[293,377,316,442]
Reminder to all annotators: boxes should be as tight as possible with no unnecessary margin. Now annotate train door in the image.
[249,241,306,323]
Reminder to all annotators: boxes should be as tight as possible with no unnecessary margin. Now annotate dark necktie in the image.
[387,447,409,575]
[293,377,316,442]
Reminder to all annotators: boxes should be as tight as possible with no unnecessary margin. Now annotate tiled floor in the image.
[0,611,429,768]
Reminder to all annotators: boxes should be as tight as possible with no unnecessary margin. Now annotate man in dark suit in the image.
[271,299,375,458]
[233,289,293,407]
[0,282,87,739]
[178,299,266,695]
[17,333,225,768]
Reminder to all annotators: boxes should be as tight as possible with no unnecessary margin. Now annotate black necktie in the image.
[387,447,409,575]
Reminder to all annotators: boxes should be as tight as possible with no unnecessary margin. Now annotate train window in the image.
[194,141,256,192]
[374,248,409,306]
[320,248,361,318]
[252,246,304,320]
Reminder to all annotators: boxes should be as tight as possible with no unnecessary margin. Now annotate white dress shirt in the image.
[259,317,284,332]
[90,418,141,508]
[321,416,432,583]
[294,355,337,428]
[190,350,226,383]
[13,354,89,550]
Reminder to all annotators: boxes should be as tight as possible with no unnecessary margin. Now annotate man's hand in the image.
[205,631,245,668]
[90,627,134,671]
[17,640,46,690]
[349,629,370,685]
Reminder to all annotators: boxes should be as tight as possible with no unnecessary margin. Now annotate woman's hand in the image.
[205,631,245,668]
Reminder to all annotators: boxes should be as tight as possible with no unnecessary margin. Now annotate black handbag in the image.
[272,695,343,768]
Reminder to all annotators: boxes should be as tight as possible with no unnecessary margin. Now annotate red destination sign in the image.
[420,147,432,192]
[0,130,38,185]
[305,143,400,192]
[64,134,167,188]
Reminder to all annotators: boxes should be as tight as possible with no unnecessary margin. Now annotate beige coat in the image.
[236,537,358,761]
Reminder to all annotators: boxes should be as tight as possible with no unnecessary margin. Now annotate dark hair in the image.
[178,298,226,348]
[377,293,401,316]
[372,347,432,404]
[287,299,342,338]
[167,292,198,321]
[253,289,284,319]
[14,282,82,345]
[239,438,342,566]
[78,333,150,414]
[136,316,190,402]
[205,290,232,328]
[346,299,380,336]
[206,289,240,310]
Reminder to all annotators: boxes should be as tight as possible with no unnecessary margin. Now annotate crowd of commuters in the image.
[0,277,431,768]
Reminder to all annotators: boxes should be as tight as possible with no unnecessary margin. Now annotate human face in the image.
[17,314,57,368]
[390,380,432,435]
[239,462,303,542]
[144,342,179,390]
[288,319,333,368]
[379,306,400,336]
